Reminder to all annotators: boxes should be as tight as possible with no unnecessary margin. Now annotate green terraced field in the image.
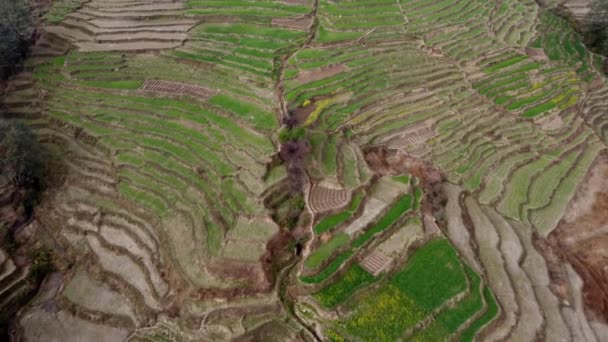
[3,0,608,340]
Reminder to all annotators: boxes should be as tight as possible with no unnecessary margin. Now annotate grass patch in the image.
[314,264,376,308]
[391,239,467,311]
[459,286,499,342]
[484,55,528,73]
[392,175,410,184]
[304,233,350,270]
[300,251,353,284]
[314,192,363,234]
[77,80,143,90]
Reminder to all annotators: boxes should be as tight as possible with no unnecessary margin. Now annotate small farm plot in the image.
[325,239,476,341]
[313,191,363,235]
[359,218,424,275]
[308,184,351,214]
[301,178,414,285]
[313,264,376,309]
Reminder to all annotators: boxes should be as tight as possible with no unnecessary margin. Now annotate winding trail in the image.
[274,0,320,121]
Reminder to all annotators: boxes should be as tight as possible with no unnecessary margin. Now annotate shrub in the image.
[278,126,306,143]
[0,120,43,188]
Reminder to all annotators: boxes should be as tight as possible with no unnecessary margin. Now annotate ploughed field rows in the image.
[276,1,608,340]
[281,0,607,239]
[0,248,32,312]
[42,0,197,52]
[6,0,608,340]
[11,1,325,340]
[16,39,298,340]
[443,185,607,341]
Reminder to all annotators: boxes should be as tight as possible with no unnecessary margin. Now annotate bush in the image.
[278,126,306,143]
[0,120,43,188]
[30,247,53,279]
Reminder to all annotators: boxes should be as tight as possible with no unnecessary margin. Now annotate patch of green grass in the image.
[314,192,363,234]
[435,266,483,331]
[522,101,556,117]
[391,239,467,311]
[484,55,528,73]
[314,264,376,308]
[412,266,484,341]
[413,187,423,210]
[300,251,353,284]
[304,233,350,270]
[459,286,499,342]
[392,175,410,185]
[77,80,143,90]
[316,26,364,44]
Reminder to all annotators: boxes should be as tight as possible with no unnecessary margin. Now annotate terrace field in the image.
[2,0,608,340]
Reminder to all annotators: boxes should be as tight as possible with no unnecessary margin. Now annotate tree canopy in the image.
[0,0,33,79]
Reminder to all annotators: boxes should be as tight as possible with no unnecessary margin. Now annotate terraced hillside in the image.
[3,0,608,340]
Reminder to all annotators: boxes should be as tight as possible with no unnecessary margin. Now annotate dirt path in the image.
[274,0,319,121]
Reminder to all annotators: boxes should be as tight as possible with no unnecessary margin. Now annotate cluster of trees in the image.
[0,0,34,80]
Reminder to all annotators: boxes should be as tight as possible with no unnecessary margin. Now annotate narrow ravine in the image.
[272,1,321,339]
[274,0,320,121]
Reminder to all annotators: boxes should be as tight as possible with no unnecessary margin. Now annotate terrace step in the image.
[0,259,16,284]
[89,18,197,29]
[0,280,30,308]
[94,32,187,44]
[86,3,184,12]
[0,265,29,301]
[78,7,184,19]
[45,25,92,42]
[76,41,182,52]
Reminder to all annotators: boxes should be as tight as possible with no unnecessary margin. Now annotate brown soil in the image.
[289,95,330,125]
[544,153,608,322]
[272,17,313,30]
[261,229,295,287]
[139,80,218,100]
[206,259,271,292]
[525,47,549,61]
[364,146,443,185]
[291,104,316,125]
[294,63,349,84]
